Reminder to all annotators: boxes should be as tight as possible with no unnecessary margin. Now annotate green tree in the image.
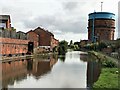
[58,40,68,55]
[69,40,73,46]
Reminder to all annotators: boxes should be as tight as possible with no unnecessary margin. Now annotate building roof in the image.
[0,15,11,23]
[34,27,54,36]
[89,12,115,15]
[26,30,33,33]
[88,12,115,20]
[17,31,26,34]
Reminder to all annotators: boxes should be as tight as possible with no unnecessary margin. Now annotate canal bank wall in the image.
[1,55,33,62]
[0,52,58,62]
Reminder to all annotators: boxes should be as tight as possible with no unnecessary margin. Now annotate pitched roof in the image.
[34,27,54,36]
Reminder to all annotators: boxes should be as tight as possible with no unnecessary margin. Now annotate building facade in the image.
[0,15,59,56]
[0,15,30,56]
[0,15,11,29]
[27,30,39,48]
[0,37,29,56]
[88,12,115,42]
[32,27,59,51]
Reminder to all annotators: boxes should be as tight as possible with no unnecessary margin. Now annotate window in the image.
[0,22,6,29]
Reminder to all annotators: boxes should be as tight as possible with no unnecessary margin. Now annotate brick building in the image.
[27,30,39,48]
[0,37,29,56]
[88,12,115,42]
[0,15,11,29]
[0,15,59,56]
[27,27,59,51]
[0,15,30,56]
[34,27,54,46]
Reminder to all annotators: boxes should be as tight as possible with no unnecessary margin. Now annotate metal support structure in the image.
[101,2,103,12]
[92,13,95,43]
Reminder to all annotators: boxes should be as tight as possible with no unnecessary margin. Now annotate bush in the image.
[102,60,117,68]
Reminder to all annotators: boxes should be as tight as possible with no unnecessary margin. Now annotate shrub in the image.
[102,60,117,68]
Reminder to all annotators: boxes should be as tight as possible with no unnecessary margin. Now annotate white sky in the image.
[1,0,120,42]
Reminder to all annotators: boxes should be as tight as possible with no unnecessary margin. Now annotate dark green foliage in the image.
[53,46,58,52]
[69,40,73,46]
[115,39,120,49]
[59,55,66,62]
[58,40,68,55]
[102,60,117,68]
[68,41,80,51]
[117,38,120,40]
[83,42,107,51]
[97,42,107,51]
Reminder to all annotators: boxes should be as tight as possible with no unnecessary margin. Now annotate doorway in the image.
[28,42,34,54]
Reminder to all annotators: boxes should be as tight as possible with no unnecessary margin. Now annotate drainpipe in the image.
[92,13,95,43]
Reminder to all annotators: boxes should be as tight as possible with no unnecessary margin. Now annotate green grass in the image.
[93,68,119,89]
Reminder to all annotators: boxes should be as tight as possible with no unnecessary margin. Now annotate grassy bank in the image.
[88,51,119,89]
[93,68,119,89]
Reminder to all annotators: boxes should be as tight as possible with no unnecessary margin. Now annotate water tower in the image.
[88,12,115,42]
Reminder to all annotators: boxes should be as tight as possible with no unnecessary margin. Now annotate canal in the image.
[0,51,101,89]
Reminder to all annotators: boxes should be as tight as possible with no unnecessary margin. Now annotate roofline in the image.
[89,12,115,16]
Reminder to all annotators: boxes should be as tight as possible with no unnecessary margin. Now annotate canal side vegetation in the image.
[79,38,120,89]
[88,51,118,67]
[58,40,68,55]
[93,68,119,89]
[80,39,120,89]
[88,51,119,89]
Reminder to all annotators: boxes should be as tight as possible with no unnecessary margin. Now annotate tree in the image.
[58,40,68,55]
[69,40,73,46]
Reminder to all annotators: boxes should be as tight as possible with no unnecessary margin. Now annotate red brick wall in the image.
[88,19,115,41]
[51,36,59,49]
[34,28,51,46]
[27,31,39,48]
[0,37,29,55]
[33,27,59,51]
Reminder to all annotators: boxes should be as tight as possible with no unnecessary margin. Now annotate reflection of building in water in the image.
[31,55,58,78]
[1,55,58,88]
[80,53,101,88]
[87,61,101,88]
[32,61,51,78]
[1,60,28,88]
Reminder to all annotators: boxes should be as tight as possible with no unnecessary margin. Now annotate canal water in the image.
[0,51,101,89]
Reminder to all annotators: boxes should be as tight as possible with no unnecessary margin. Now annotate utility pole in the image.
[101,2,103,12]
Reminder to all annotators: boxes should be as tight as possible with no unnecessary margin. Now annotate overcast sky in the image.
[1,0,119,42]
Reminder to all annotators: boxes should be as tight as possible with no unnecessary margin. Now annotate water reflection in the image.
[1,54,57,89]
[0,51,102,88]
[59,55,66,62]
[80,53,102,89]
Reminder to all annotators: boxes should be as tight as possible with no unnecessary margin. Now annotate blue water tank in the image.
[89,12,115,20]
